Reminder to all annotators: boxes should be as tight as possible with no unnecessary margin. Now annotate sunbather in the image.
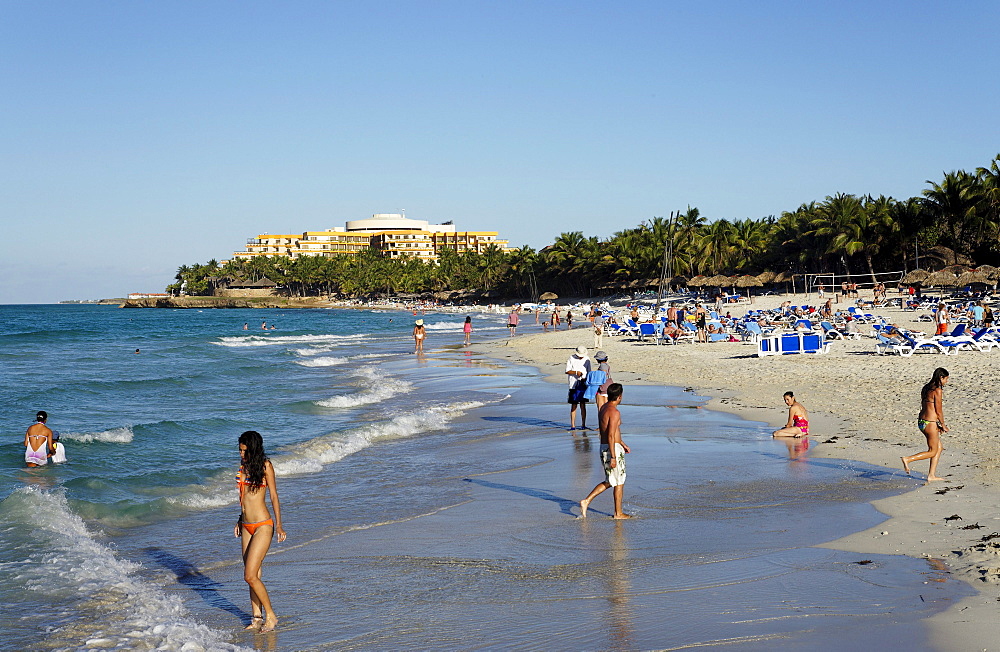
[773,391,809,438]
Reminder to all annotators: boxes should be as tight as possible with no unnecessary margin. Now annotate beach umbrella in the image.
[957,271,990,286]
[539,291,558,301]
[941,264,969,275]
[755,271,776,284]
[976,265,1000,282]
[702,274,724,287]
[901,269,929,285]
[687,275,708,287]
[735,274,763,288]
[773,271,793,283]
[668,275,689,287]
[927,270,959,287]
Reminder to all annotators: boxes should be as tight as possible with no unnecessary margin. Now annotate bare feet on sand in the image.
[260,616,278,633]
[926,476,945,482]
[901,457,911,475]
[613,513,632,520]
[245,616,263,630]
[579,498,590,518]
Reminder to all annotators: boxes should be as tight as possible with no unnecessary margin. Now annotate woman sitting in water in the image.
[902,368,949,482]
[773,391,808,438]
[236,430,286,632]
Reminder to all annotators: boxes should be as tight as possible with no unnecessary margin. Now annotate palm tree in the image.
[922,171,982,264]
[699,219,735,274]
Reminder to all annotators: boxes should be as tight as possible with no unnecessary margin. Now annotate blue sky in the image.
[3,1,999,303]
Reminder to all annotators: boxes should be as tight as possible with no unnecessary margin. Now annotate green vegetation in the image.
[169,154,1000,299]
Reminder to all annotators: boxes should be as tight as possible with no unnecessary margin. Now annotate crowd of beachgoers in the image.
[477,286,1000,645]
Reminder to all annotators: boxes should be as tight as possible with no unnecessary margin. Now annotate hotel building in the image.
[232,214,509,263]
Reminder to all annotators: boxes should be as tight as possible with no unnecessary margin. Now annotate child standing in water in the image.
[463,315,473,345]
[902,368,949,482]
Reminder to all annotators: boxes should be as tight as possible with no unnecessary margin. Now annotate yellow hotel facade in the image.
[232,214,510,263]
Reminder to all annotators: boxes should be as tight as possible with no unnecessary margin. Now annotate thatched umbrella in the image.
[668,275,688,287]
[977,265,1000,282]
[539,291,558,301]
[957,270,991,286]
[927,270,959,287]
[735,274,763,288]
[687,275,708,287]
[941,264,969,275]
[773,271,793,283]
[902,269,930,285]
[755,271,776,284]
[705,274,730,288]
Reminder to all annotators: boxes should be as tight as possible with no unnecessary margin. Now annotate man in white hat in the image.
[565,345,592,430]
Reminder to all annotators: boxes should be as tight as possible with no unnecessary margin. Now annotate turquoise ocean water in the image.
[0,305,970,651]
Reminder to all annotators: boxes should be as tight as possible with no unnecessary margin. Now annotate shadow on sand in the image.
[462,477,583,516]
[143,547,250,624]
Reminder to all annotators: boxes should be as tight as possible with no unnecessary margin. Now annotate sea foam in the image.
[271,396,509,476]
[214,333,368,348]
[316,374,413,408]
[295,352,392,367]
[60,426,134,444]
[0,487,246,651]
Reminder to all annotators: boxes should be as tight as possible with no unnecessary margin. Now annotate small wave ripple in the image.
[295,352,392,367]
[60,426,134,444]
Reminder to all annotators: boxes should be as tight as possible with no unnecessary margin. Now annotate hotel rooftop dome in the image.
[345,213,456,234]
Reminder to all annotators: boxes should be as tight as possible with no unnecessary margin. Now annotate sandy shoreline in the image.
[482,295,1000,649]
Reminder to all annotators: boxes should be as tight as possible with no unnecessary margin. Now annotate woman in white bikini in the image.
[413,319,426,353]
[24,411,53,467]
[236,430,286,632]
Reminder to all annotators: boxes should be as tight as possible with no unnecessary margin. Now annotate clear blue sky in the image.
[3,1,998,303]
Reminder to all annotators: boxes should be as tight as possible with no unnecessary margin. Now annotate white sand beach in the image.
[485,293,1000,649]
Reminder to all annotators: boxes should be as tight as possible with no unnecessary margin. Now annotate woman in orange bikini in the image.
[902,367,949,482]
[236,430,286,632]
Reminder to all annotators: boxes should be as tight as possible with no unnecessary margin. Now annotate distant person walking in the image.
[24,411,53,467]
[413,319,426,354]
[935,303,950,336]
[902,368,949,482]
[508,305,520,336]
[463,315,473,345]
[579,383,631,519]
[236,430,286,632]
[593,310,605,348]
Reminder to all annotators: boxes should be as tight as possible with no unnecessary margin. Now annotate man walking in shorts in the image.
[579,383,631,518]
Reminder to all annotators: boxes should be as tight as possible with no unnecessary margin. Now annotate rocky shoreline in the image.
[119,296,334,309]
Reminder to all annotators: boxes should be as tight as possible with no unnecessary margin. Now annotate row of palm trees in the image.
[169,154,1000,299]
